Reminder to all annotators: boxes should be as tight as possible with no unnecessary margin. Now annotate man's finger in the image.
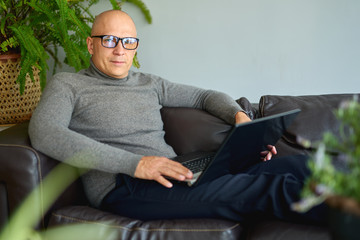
[164,160,193,179]
[156,175,173,188]
[266,152,272,161]
[267,145,277,155]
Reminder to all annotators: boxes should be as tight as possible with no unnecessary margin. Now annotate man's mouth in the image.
[111,60,126,65]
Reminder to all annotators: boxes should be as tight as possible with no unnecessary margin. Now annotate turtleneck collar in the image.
[83,59,129,82]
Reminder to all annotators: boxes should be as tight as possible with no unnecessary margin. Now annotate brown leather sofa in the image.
[1,93,357,239]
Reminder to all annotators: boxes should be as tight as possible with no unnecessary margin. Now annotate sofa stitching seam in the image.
[51,212,240,232]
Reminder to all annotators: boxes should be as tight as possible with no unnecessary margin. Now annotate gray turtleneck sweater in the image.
[29,61,243,207]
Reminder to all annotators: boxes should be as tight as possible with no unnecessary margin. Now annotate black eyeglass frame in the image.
[91,35,139,50]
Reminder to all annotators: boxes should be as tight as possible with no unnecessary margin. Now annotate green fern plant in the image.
[0,0,152,94]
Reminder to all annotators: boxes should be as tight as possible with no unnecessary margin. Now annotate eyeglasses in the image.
[91,35,139,50]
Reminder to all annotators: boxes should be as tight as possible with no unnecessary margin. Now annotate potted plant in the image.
[0,0,151,124]
[293,96,360,239]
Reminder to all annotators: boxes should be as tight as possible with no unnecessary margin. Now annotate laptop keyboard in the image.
[169,152,216,186]
[181,154,214,173]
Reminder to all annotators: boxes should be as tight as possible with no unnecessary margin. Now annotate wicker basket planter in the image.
[0,54,42,124]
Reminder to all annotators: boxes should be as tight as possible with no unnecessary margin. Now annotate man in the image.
[29,10,322,223]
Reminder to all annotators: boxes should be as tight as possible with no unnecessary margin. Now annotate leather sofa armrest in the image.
[259,94,359,156]
[236,97,260,119]
[0,122,49,228]
[0,122,87,228]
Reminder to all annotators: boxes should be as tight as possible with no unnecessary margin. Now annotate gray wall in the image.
[64,0,360,102]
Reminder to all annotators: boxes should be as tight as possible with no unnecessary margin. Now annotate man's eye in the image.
[103,36,117,42]
[104,38,113,42]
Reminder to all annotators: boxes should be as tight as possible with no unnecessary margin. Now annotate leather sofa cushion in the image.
[48,206,243,240]
[161,107,232,155]
[246,220,330,240]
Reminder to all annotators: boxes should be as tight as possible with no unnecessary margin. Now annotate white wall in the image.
[66,0,360,103]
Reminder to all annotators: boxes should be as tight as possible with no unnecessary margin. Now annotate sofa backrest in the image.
[259,94,360,156]
[161,94,360,158]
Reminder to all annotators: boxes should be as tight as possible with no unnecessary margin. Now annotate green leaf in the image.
[109,0,122,10]
[1,13,15,36]
[132,51,140,68]
[124,0,152,24]
[0,1,7,11]
[0,37,19,52]
[9,24,48,94]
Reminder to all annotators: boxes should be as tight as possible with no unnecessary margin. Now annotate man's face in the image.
[87,12,138,79]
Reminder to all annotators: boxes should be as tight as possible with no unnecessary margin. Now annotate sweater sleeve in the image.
[28,73,142,176]
[157,77,244,124]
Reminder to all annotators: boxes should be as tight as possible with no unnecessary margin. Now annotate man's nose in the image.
[113,41,125,55]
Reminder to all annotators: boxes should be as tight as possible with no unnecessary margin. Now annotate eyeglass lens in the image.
[102,35,138,50]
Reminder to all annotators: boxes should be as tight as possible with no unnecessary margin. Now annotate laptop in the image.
[171,109,301,186]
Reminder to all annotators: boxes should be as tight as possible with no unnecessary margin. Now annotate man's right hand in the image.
[134,156,193,188]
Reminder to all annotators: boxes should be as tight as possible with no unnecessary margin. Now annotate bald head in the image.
[91,10,137,37]
[87,10,138,79]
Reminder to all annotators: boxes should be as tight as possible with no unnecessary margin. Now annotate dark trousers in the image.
[101,155,325,224]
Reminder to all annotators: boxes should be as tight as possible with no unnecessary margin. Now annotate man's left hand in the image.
[260,145,277,161]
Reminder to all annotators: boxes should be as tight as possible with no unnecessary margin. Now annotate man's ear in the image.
[87,37,94,55]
